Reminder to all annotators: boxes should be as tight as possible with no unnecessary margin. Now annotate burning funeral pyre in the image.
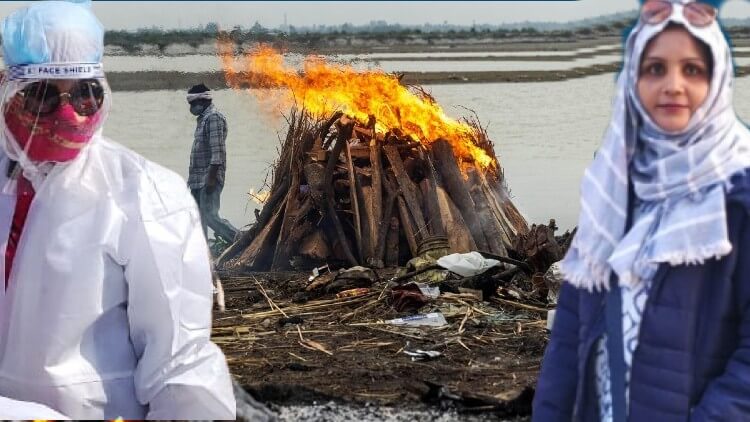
[212,45,572,417]
[216,45,531,272]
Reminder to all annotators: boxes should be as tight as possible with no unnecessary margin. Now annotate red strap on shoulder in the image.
[5,176,35,288]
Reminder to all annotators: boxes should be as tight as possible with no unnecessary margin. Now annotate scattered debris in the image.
[457,287,483,302]
[308,264,330,282]
[544,261,564,305]
[215,270,553,419]
[403,349,442,361]
[386,312,448,327]
[336,287,372,299]
[437,251,501,277]
[213,273,226,313]
[297,326,334,356]
[415,283,440,299]
[390,284,431,312]
[278,316,305,327]
[338,266,378,282]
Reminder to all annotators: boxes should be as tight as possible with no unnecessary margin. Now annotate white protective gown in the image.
[0,134,236,419]
[0,396,68,419]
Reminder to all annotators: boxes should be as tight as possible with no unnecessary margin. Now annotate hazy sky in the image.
[0,1,748,30]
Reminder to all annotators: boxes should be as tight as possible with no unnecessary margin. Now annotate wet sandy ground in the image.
[271,402,529,421]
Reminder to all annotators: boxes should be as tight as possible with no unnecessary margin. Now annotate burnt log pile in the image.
[218,110,530,272]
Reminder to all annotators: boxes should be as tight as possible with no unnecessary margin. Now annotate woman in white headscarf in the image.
[0,1,235,419]
[533,1,750,421]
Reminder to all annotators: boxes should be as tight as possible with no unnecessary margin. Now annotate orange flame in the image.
[219,43,496,170]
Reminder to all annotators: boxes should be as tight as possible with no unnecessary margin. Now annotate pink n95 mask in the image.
[3,78,105,162]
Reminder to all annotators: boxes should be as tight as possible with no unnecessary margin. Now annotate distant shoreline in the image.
[102,33,750,57]
[103,36,627,56]
[106,64,750,91]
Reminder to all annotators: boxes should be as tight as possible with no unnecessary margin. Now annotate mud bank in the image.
[104,64,750,91]
[104,36,625,57]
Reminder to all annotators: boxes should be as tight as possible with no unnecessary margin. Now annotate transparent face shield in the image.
[0,68,112,190]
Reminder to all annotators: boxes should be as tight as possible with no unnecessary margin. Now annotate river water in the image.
[105,73,750,232]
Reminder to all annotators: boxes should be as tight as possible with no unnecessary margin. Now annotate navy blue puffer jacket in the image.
[533,169,750,421]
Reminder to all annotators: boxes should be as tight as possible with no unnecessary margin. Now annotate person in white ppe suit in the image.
[0,1,236,419]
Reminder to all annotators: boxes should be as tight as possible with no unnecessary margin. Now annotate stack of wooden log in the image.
[218,110,529,272]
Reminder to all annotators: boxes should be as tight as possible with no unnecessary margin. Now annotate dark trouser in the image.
[191,185,238,243]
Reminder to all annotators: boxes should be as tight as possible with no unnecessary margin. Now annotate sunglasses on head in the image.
[18,79,105,117]
[641,1,717,28]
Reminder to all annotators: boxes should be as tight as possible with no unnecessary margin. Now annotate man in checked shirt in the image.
[186,83,238,244]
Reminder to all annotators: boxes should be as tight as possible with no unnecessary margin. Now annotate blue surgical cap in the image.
[2,1,104,66]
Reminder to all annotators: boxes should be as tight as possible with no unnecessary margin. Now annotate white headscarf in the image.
[561,1,750,291]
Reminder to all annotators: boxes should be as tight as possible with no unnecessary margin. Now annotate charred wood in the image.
[430,139,489,251]
[383,144,428,241]
[324,121,358,267]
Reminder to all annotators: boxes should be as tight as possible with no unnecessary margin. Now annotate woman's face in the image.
[637,27,711,133]
[3,78,105,162]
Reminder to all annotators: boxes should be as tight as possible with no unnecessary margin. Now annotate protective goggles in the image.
[17,79,104,117]
[640,1,717,28]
